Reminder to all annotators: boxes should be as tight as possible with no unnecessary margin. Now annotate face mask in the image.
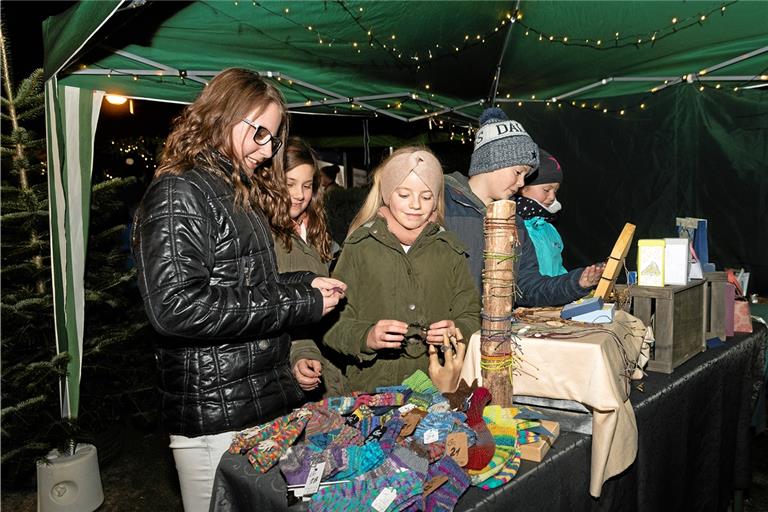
[543,199,562,214]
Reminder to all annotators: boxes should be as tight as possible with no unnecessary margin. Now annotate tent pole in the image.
[489,0,521,104]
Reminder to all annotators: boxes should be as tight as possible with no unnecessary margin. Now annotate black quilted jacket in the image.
[132,164,322,436]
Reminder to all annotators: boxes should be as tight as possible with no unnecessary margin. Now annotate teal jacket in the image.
[324,216,481,392]
[523,217,567,277]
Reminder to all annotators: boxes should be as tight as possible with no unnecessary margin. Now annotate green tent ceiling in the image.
[44,0,768,122]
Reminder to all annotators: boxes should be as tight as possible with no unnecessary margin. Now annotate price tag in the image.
[445,432,469,466]
[398,403,417,415]
[399,410,426,437]
[371,487,397,512]
[422,475,449,497]
[423,428,439,444]
[302,461,326,496]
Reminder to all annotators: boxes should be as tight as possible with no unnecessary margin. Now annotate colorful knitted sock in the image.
[353,392,407,410]
[320,396,357,415]
[305,405,345,438]
[389,445,429,478]
[468,405,519,486]
[480,448,521,490]
[402,370,437,394]
[279,443,345,485]
[376,385,411,396]
[325,424,364,450]
[408,439,446,463]
[428,399,452,413]
[464,387,495,470]
[378,416,405,454]
[424,454,472,512]
[309,471,423,512]
[243,408,312,472]
[334,442,386,480]
[407,391,434,411]
[414,412,460,445]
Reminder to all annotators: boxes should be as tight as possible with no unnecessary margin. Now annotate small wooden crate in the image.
[629,280,706,373]
[703,271,727,342]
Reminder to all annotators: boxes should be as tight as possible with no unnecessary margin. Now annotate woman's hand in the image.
[578,263,606,288]
[426,320,456,344]
[293,358,322,391]
[366,320,408,351]
[311,277,347,315]
[427,329,468,393]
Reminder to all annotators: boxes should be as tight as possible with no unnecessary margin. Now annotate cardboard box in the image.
[519,420,560,463]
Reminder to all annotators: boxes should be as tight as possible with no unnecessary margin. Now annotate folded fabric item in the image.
[309,470,423,512]
[305,405,345,438]
[464,387,494,470]
[279,443,346,485]
[319,396,357,415]
[402,370,438,394]
[228,408,311,472]
[407,391,434,411]
[353,392,407,410]
[358,412,382,439]
[414,412,459,445]
[518,431,542,445]
[334,442,386,480]
[390,445,429,478]
[424,455,471,512]
[378,416,405,454]
[468,405,519,486]
[407,439,446,463]
[310,424,364,451]
[428,400,452,413]
[376,385,411,395]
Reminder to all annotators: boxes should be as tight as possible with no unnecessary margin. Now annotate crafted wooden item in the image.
[518,420,560,463]
[480,200,517,407]
[594,223,636,300]
[629,280,706,373]
[703,271,727,341]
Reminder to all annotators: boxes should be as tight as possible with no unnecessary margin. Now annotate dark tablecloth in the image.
[210,324,767,512]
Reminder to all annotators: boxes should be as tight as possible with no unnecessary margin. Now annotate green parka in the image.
[324,216,481,392]
[273,233,350,397]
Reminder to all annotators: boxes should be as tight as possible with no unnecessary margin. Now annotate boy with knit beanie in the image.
[443,107,604,306]
[515,149,568,277]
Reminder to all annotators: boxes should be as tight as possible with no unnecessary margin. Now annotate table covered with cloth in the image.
[210,323,766,512]
[459,309,649,497]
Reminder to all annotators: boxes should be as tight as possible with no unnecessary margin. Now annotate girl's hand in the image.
[293,358,322,391]
[578,263,606,288]
[366,320,408,351]
[426,320,456,344]
[427,329,468,393]
[311,277,347,315]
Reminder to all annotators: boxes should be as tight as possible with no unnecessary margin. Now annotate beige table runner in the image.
[459,310,650,497]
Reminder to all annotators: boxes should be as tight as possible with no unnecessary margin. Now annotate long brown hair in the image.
[348,146,445,236]
[155,68,294,239]
[280,137,333,262]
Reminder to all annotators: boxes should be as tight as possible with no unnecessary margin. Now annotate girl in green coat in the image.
[274,137,350,397]
[324,147,481,391]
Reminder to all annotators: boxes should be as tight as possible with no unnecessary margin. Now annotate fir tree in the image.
[1,25,157,487]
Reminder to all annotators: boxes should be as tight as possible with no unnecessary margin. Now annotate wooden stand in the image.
[595,223,636,300]
[629,280,706,373]
[480,200,517,407]
[703,271,727,342]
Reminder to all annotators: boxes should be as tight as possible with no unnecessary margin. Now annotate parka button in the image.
[372,229,378,234]
[408,303,416,311]
[257,340,269,351]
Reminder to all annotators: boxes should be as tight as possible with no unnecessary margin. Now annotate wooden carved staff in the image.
[480,200,518,407]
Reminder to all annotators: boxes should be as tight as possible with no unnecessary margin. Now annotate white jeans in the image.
[169,431,236,512]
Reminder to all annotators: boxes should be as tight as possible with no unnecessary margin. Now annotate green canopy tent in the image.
[42,0,768,419]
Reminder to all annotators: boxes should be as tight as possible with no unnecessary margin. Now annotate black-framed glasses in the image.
[242,119,282,154]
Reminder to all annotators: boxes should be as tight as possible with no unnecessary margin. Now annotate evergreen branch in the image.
[0,394,47,420]
[16,103,45,121]
[1,443,51,464]
[0,210,48,222]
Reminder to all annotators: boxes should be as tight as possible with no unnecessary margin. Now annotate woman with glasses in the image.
[132,68,346,512]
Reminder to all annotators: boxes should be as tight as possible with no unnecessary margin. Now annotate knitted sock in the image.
[428,399,452,413]
[378,416,405,454]
[305,405,345,438]
[320,396,357,415]
[309,471,423,512]
[402,370,437,394]
[468,405,519,487]
[480,448,521,490]
[414,412,461,445]
[376,385,411,396]
[464,387,495,470]
[424,454,472,512]
[389,445,429,478]
[334,442,386,480]
[353,392,407,410]
[407,391,434,411]
[244,408,312,472]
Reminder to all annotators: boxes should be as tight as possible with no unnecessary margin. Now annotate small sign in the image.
[445,432,469,466]
[399,410,424,437]
[303,461,326,496]
[398,403,417,415]
[371,487,397,512]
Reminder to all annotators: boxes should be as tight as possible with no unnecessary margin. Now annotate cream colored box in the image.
[637,239,665,287]
[519,420,560,463]
[664,238,690,285]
